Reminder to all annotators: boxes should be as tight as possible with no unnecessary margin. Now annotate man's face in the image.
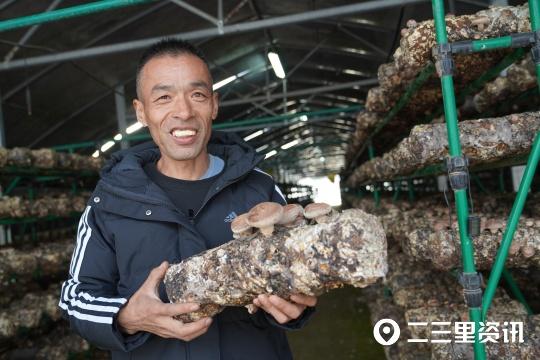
[133,54,218,162]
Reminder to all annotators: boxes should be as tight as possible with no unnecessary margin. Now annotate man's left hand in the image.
[252,294,317,324]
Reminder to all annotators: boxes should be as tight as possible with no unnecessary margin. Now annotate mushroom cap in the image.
[231,213,251,234]
[246,202,283,228]
[303,202,332,219]
[277,204,304,224]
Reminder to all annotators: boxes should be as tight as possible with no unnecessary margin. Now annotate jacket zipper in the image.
[192,173,248,221]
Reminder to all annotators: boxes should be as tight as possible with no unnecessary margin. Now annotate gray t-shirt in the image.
[143,154,225,219]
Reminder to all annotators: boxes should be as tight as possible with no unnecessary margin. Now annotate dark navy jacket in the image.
[59,131,314,359]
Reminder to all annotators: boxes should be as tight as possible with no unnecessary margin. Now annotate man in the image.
[59,39,316,359]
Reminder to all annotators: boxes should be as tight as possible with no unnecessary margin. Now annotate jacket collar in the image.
[96,130,264,213]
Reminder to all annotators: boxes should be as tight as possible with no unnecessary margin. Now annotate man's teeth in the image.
[172,129,196,138]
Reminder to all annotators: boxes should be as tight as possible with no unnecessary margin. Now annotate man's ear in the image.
[133,99,147,126]
[211,91,219,121]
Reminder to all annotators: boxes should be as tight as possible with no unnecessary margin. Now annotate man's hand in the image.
[252,294,317,324]
[117,261,212,341]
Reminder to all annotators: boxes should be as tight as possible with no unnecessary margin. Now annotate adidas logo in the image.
[224,211,237,223]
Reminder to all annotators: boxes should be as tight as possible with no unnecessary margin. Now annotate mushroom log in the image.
[165,207,387,322]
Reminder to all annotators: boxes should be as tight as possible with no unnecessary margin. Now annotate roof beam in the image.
[168,0,219,26]
[336,24,388,57]
[220,78,377,106]
[0,0,425,71]
[2,1,168,101]
[3,0,63,63]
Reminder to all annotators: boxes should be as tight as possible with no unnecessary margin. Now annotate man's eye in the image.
[156,95,170,101]
[193,92,207,98]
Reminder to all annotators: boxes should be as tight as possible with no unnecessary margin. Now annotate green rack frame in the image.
[431,1,540,358]
[345,2,540,358]
[0,0,156,33]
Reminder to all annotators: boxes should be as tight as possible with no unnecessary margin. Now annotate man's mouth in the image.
[171,128,197,138]
[169,127,199,146]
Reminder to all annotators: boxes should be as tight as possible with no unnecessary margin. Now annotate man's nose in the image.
[171,95,194,120]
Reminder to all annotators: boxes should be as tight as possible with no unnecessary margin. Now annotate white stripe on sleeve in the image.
[60,206,126,324]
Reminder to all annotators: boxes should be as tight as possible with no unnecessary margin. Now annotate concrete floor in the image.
[288,286,385,360]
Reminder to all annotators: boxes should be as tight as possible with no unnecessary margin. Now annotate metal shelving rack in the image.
[343,2,540,358]
[431,1,540,358]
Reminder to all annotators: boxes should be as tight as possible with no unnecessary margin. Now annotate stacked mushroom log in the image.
[0,152,100,358]
[407,304,540,358]
[344,193,540,270]
[0,239,75,306]
[0,147,104,171]
[0,235,93,358]
[10,226,74,244]
[346,4,531,166]
[346,194,540,358]
[1,323,94,360]
[165,202,388,322]
[473,54,538,114]
[365,289,430,360]
[346,111,540,186]
[0,193,88,219]
[0,282,97,360]
[405,218,540,271]
[0,284,62,340]
[362,249,539,359]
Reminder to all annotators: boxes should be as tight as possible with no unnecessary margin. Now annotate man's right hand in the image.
[117,261,212,341]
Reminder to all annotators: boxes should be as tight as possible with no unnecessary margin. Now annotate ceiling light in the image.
[114,133,122,141]
[100,141,115,152]
[243,129,264,141]
[281,139,299,150]
[236,69,251,77]
[213,75,237,91]
[256,144,269,152]
[265,149,277,159]
[126,122,143,134]
[92,150,100,158]
[267,51,285,79]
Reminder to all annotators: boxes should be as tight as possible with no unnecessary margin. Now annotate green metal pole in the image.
[392,182,401,202]
[471,36,512,52]
[471,173,488,195]
[368,142,380,208]
[482,132,540,320]
[498,169,506,192]
[0,0,155,33]
[432,1,486,359]
[530,0,540,89]
[501,268,534,315]
[407,179,415,202]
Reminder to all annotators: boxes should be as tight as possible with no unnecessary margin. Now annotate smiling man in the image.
[59,39,316,360]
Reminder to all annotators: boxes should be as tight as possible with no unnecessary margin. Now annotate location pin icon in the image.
[373,319,401,346]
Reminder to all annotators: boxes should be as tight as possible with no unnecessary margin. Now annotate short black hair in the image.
[135,38,210,99]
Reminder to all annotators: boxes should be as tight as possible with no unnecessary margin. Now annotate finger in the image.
[142,261,169,292]
[174,317,212,338]
[268,295,304,319]
[257,295,290,324]
[161,302,199,317]
[245,303,259,314]
[290,294,317,307]
[159,316,211,339]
